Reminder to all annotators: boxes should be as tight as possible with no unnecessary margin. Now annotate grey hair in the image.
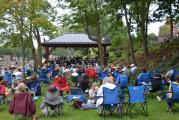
[102,77,113,84]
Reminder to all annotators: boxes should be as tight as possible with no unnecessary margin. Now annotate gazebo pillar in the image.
[103,46,107,66]
[45,47,50,62]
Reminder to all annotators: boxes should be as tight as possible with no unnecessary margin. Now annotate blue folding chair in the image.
[38,69,49,84]
[70,88,83,95]
[101,87,122,119]
[118,74,128,89]
[127,85,148,118]
[27,81,41,96]
[137,72,151,85]
[171,83,179,114]
[66,88,85,109]
[172,70,179,82]
[3,72,12,85]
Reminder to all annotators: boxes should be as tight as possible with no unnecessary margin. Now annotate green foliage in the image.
[0,46,31,58]
[158,24,170,37]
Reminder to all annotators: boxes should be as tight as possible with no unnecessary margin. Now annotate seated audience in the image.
[166,75,179,112]
[9,82,36,117]
[40,85,63,114]
[96,77,116,113]
[87,82,99,105]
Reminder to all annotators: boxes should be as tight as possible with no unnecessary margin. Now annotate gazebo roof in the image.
[41,33,111,47]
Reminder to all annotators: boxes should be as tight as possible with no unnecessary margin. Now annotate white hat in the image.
[130,64,135,67]
[72,72,79,77]
[64,69,70,73]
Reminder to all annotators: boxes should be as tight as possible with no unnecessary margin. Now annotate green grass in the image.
[1,85,179,120]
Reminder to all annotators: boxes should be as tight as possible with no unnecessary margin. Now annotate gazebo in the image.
[41,33,111,63]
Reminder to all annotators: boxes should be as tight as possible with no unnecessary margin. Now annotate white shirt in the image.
[14,71,23,80]
[96,83,116,106]
[131,66,138,75]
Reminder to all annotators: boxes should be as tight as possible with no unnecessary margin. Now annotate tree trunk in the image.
[34,27,42,67]
[169,3,173,41]
[140,0,149,57]
[123,4,137,65]
[31,44,38,69]
[94,0,104,66]
[135,0,141,47]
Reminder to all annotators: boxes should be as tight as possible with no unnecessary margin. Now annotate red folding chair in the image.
[53,76,70,94]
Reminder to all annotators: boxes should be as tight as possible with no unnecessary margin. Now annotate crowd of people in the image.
[0,56,179,119]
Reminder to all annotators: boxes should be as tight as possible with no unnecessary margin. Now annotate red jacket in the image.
[9,92,36,116]
[86,68,97,79]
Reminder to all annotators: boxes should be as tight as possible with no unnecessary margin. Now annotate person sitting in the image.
[165,69,179,82]
[38,66,49,84]
[11,80,20,94]
[27,74,41,97]
[40,85,63,115]
[9,83,36,118]
[3,68,12,85]
[52,66,61,79]
[0,80,11,104]
[137,67,152,85]
[116,70,129,89]
[166,75,179,112]
[87,82,99,105]
[78,73,90,92]
[96,77,116,113]
[53,73,70,96]
[14,68,23,81]
[98,67,108,85]
[71,71,79,87]
[150,74,163,93]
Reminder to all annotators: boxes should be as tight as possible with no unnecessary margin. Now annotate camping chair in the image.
[9,92,36,120]
[53,76,70,95]
[0,84,11,104]
[27,81,41,96]
[127,85,148,118]
[148,76,163,98]
[118,74,128,95]
[101,87,123,119]
[44,102,63,118]
[0,84,6,104]
[38,69,49,84]
[171,83,179,114]
[66,88,85,110]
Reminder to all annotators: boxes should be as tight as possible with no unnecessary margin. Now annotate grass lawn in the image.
[1,85,179,120]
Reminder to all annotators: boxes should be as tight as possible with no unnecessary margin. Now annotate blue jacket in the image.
[98,70,108,81]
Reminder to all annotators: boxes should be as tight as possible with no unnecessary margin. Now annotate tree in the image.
[104,0,137,64]
[153,0,178,41]
[0,0,57,70]
[62,0,107,66]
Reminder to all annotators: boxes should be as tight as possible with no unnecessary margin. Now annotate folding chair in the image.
[44,102,63,118]
[70,88,83,95]
[27,81,41,96]
[9,93,36,119]
[53,76,70,95]
[101,87,122,119]
[127,85,148,118]
[171,83,179,114]
[118,74,128,94]
[148,75,163,98]
[38,69,49,84]
[66,88,85,110]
